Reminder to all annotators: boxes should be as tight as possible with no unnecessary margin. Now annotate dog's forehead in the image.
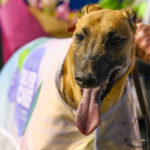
[76,9,130,35]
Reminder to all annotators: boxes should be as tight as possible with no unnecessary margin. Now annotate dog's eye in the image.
[111,37,124,45]
[106,33,127,50]
[75,34,84,41]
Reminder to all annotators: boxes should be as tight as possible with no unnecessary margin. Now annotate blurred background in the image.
[0,0,150,149]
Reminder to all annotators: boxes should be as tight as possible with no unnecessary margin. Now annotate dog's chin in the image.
[75,68,120,135]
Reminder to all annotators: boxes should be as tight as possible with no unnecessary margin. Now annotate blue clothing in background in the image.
[69,0,99,10]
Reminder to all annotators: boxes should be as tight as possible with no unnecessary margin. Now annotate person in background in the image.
[135,23,150,63]
[135,0,150,63]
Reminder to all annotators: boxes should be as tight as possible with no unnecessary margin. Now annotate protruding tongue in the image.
[75,86,102,135]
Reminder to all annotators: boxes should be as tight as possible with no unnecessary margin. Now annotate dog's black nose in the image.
[75,72,97,87]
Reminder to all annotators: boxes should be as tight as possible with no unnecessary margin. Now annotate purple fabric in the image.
[0,0,48,63]
[8,46,46,136]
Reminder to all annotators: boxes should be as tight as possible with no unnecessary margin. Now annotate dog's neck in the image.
[62,44,82,109]
[62,44,135,113]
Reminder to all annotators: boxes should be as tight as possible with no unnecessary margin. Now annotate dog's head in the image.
[68,4,136,135]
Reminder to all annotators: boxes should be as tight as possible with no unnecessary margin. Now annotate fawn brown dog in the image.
[63,4,136,135]
[0,3,144,150]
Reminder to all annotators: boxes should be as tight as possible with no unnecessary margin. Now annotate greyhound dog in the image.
[0,4,142,150]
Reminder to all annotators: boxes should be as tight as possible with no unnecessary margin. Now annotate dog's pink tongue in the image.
[75,87,101,135]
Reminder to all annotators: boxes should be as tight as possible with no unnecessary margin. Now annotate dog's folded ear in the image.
[81,4,101,16]
[123,8,137,32]
[67,4,101,33]
[66,24,76,32]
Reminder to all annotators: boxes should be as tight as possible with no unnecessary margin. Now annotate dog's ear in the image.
[66,4,101,33]
[123,8,137,32]
[66,24,76,32]
[81,4,101,16]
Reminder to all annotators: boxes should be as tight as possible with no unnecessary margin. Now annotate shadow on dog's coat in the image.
[0,5,142,150]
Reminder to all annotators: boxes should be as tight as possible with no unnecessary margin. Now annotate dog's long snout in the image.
[75,72,97,87]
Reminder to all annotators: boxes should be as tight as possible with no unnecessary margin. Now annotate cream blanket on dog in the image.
[0,37,141,150]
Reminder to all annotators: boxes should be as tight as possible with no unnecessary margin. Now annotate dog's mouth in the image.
[75,68,120,135]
